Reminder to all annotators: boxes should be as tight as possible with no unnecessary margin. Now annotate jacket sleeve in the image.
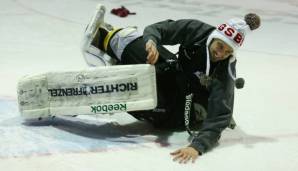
[189,61,236,154]
[143,19,214,46]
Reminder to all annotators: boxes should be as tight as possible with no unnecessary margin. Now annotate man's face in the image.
[209,39,234,62]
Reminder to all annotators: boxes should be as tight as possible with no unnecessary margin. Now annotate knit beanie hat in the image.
[207,13,261,52]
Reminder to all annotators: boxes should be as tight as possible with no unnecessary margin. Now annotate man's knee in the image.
[109,27,142,61]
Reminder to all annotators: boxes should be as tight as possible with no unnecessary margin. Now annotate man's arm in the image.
[189,62,236,154]
[143,19,214,64]
[143,19,214,46]
[170,72,235,163]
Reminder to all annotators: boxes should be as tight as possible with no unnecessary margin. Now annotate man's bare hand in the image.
[170,147,199,164]
[145,39,159,64]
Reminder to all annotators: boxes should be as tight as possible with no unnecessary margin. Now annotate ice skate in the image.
[81,4,116,66]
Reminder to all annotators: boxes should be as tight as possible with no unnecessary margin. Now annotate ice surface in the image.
[1,0,298,170]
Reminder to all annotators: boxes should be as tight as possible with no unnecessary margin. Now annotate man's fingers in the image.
[148,53,158,64]
[147,48,158,64]
[145,42,154,51]
[183,155,192,164]
[192,155,198,163]
[178,153,188,163]
[171,147,199,164]
[147,50,155,63]
[147,50,153,62]
[146,47,153,59]
[145,40,159,64]
[145,43,151,51]
[152,51,159,64]
[170,149,181,155]
[173,152,183,161]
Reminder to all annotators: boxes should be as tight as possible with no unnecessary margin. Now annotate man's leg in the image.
[120,37,188,128]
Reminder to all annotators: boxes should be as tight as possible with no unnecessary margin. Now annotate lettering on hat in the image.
[218,24,244,46]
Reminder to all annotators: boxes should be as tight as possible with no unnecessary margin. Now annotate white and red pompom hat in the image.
[215,18,250,50]
[207,13,261,53]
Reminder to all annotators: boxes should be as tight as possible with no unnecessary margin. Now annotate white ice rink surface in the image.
[1,0,298,170]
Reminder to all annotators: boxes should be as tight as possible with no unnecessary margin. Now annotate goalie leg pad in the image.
[17,64,157,119]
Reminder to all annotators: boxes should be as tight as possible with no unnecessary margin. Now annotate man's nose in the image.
[215,50,224,58]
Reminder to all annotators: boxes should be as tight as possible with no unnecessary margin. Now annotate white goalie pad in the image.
[17,64,157,119]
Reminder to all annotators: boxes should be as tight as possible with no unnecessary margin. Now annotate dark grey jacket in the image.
[143,19,236,154]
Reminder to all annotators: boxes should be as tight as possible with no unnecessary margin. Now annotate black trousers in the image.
[107,37,187,129]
